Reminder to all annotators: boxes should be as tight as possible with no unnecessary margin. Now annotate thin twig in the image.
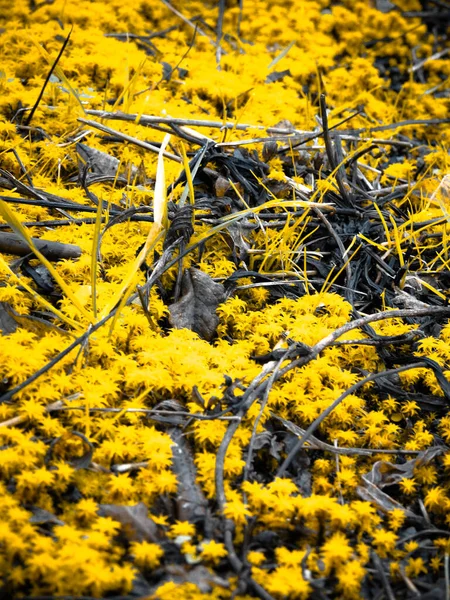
[319,93,351,205]
[276,362,427,476]
[52,406,240,421]
[25,27,72,126]
[77,118,183,163]
[159,0,213,42]
[313,206,352,290]
[272,415,422,456]
[85,109,309,134]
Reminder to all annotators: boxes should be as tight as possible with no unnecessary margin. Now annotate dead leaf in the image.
[169,428,208,523]
[29,506,64,526]
[357,480,420,519]
[168,268,225,341]
[0,302,17,335]
[251,430,283,461]
[77,142,138,178]
[356,446,445,519]
[262,140,278,162]
[162,564,229,593]
[46,431,93,469]
[225,219,257,261]
[363,446,445,489]
[270,119,295,134]
[8,309,73,338]
[215,175,231,198]
[265,69,291,84]
[98,502,161,543]
[76,142,121,176]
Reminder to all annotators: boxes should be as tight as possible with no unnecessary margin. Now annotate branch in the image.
[0,232,81,261]
[276,362,427,476]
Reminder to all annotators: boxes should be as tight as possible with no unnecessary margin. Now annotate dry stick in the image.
[53,406,240,421]
[84,109,361,148]
[313,206,352,291]
[372,551,396,600]
[215,136,313,147]
[0,400,64,428]
[7,148,33,186]
[0,168,50,203]
[446,553,450,600]
[0,195,100,213]
[25,27,72,126]
[244,312,428,416]
[340,135,413,147]
[215,418,276,600]
[397,529,450,547]
[279,110,364,153]
[332,330,423,347]
[338,118,450,134]
[159,0,214,42]
[0,232,81,261]
[85,109,309,134]
[276,361,427,477]
[242,347,298,485]
[319,93,352,205]
[272,415,421,456]
[77,118,183,163]
[0,215,155,229]
[210,307,450,485]
[275,306,450,382]
[367,183,411,197]
[216,0,226,65]
[194,308,449,429]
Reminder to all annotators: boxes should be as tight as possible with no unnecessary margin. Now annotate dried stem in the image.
[276,362,427,476]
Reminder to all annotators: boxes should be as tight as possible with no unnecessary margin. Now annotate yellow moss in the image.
[0,0,448,597]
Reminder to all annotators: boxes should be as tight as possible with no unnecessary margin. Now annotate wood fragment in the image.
[0,232,81,260]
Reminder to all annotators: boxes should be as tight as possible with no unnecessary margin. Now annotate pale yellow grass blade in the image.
[91,198,104,319]
[100,135,171,319]
[28,34,85,113]
[0,255,82,332]
[0,200,94,324]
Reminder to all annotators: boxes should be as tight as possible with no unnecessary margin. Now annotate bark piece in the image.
[0,302,18,335]
[169,428,208,523]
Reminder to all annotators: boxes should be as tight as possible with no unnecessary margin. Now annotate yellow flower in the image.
[247,550,265,566]
[372,529,397,558]
[276,547,307,567]
[388,509,406,531]
[223,498,251,525]
[199,540,227,564]
[321,532,353,573]
[169,521,196,538]
[337,560,366,598]
[422,488,445,515]
[265,565,311,599]
[399,478,417,495]
[405,557,427,578]
[130,540,164,569]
